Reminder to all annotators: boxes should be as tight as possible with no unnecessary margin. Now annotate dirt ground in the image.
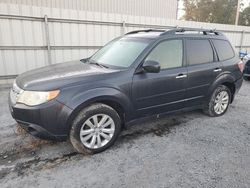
[0,81,250,188]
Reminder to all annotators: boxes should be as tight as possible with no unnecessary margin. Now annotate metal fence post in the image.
[122,21,126,35]
[239,30,245,51]
[44,15,52,65]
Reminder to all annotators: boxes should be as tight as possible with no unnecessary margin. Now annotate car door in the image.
[132,39,188,117]
[185,38,223,107]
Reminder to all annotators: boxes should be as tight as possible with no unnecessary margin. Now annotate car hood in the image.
[16,60,119,90]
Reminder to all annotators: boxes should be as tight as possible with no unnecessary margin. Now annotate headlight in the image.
[17,90,60,106]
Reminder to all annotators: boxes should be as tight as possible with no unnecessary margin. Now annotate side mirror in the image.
[80,58,89,63]
[142,60,160,73]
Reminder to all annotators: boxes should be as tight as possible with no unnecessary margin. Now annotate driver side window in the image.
[145,40,183,69]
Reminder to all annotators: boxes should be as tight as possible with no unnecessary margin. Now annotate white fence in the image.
[1,3,250,81]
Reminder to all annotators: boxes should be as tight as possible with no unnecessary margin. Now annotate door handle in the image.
[213,68,222,72]
[176,74,187,79]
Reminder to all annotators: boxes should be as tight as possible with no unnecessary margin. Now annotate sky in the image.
[242,0,250,8]
[177,0,250,19]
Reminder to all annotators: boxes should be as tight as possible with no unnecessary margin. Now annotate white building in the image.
[1,0,178,19]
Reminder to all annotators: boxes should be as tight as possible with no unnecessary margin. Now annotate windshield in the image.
[89,38,150,68]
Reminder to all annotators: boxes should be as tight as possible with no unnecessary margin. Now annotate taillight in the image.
[237,61,244,72]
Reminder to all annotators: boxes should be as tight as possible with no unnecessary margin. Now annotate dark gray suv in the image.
[9,28,243,154]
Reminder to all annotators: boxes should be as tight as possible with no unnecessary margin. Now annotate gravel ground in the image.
[0,82,250,188]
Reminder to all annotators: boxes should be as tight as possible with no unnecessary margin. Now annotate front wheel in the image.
[70,103,121,154]
[203,85,231,117]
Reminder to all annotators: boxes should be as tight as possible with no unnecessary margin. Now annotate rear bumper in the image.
[229,77,243,103]
[235,77,243,94]
[9,95,73,141]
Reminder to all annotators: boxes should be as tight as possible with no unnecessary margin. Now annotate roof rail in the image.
[125,29,165,35]
[160,28,220,36]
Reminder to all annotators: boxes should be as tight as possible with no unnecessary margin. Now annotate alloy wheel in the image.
[214,91,229,115]
[80,114,115,149]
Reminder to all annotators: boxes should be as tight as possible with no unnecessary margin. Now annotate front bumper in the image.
[9,95,73,141]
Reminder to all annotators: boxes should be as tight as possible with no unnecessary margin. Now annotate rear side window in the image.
[212,39,235,61]
[186,39,214,65]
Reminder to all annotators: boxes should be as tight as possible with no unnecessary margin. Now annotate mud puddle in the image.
[120,117,186,140]
[0,151,79,179]
[0,116,187,179]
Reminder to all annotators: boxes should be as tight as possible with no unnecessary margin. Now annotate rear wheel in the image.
[203,85,231,117]
[70,103,121,154]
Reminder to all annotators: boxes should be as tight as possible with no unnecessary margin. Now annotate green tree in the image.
[239,6,250,26]
[183,0,238,24]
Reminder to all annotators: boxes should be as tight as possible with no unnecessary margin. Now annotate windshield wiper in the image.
[88,60,109,68]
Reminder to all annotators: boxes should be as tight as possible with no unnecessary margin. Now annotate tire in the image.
[243,76,250,81]
[70,103,121,154]
[203,85,231,117]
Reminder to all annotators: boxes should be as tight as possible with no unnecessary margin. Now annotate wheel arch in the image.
[208,73,236,103]
[221,82,235,103]
[65,88,133,134]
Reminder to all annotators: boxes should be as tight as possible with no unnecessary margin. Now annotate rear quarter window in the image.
[186,39,214,65]
[212,39,235,61]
